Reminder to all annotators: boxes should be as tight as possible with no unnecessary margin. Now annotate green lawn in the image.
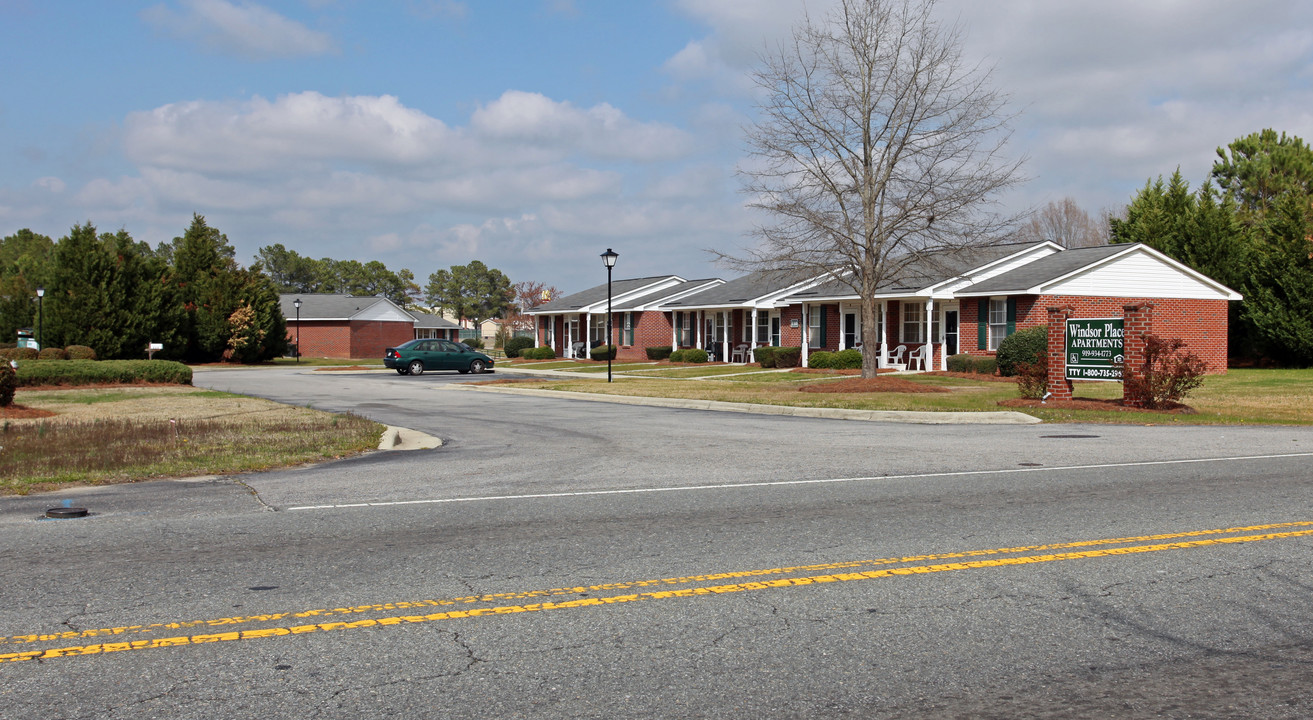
[492,367,1313,425]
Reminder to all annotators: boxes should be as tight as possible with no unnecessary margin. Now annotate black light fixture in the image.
[292,297,302,363]
[36,286,44,351]
[600,249,618,382]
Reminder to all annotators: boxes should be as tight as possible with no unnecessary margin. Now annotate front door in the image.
[944,310,959,356]
[770,316,781,346]
[844,312,858,348]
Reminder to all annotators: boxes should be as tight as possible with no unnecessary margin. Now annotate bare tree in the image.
[721,0,1025,377]
[1018,197,1108,248]
[506,280,560,333]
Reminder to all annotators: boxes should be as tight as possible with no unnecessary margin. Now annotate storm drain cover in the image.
[45,507,89,519]
[1039,434,1101,439]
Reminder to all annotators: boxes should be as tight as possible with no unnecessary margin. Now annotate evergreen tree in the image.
[0,229,54,343]
[1242,193,1313,365]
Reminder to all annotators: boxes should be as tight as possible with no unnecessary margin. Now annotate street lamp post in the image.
[601,249,618,383]
[293,298,302,363]
[36,286,44,351]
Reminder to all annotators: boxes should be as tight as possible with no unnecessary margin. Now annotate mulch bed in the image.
[998,397,1195,414]
[798,377,950,394]
[0,404,58,419]
[790,368,898,375]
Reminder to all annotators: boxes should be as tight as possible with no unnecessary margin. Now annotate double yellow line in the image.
[4,521,1311,665]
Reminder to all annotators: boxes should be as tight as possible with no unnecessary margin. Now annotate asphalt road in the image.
[1,367,1311,719]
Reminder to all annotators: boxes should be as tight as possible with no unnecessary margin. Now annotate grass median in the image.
[489,366,1313,425]
[0,387,385,495]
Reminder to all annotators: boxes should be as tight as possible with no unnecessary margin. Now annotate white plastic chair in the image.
[888,344,907,369]
[907,344,929,371]
[731,344,749,363]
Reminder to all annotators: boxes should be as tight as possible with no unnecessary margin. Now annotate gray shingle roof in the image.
[528,276,683,313]
[280,294,394,320]
[408,310,462,329]
[662,269,821,308]
[784,242,1051,300]
[613,279,722,311]
[956,244,1130,295]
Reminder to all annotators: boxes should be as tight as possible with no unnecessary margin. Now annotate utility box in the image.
[16,328,38,350]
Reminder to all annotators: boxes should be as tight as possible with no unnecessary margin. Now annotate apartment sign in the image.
[1065,318,1124,381]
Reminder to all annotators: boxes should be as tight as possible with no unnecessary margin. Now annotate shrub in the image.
[521,346,556,360]
[947,353,972,372]
[807,351,836,369]
[683,349,708,364]
[755,346,777,368]
[834,348,863,369]
[16,360,192,387]
[646,346,672,360]
[1015,355,1048,399]
[0,363,15,407]
[39,347,69,361]
[774,346,802,368]
[669,349,687,362]
[462,337,485,349]
[996,325,1049,377]
[590,344,616,361]
[503,336,535,359]
[65,345,97,361]
[1121,335,1208,409]
[0,347,39,362]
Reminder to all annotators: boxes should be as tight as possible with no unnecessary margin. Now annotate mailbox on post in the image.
[147,342,163,360]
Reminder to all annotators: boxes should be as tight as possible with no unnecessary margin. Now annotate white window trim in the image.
[901,302,925,343]
[988,297,1008,351]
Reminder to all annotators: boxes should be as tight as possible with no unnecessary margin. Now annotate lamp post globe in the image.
[600,249,618,382]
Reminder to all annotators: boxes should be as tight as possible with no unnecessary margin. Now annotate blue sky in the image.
[3,0,1311,293]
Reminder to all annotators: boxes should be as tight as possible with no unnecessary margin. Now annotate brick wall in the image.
[351,320,415,359]
[960,295,1229,373]
[287,321,351,358]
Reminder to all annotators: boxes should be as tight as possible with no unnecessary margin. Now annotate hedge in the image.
[462,337,485,349]
[590,344,616,361]
[15,360,193,387]
[521,346,556,360]
[503,336,535,358]
[834,348,863,369]
[774,347,801,368]
[946,353,998,375]
[0,365,15,406]
[66,345,97,360]
[682,349,708,363]
[645,346,672,360]
[0,347,38,361]
[38,347,69,360]
[807,351,836,369]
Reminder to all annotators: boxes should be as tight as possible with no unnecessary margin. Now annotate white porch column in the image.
[925,298,934,372]
[939,304,949,371]
[879,300,889,368]
[801,303,810,367]
[838,303,846,350]
[671,312,679,350]
[722,310,730,362]
[749,308,759,362]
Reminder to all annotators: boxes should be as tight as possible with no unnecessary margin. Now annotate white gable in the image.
[353,300,415,323]
[1041,249,1240,300]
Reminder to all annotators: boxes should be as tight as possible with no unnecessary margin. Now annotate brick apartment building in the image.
[280,295,461,359]
[526,242,1241,372]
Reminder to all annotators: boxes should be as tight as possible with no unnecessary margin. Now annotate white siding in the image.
[1044,251,1234,299]
[353,300,415,322]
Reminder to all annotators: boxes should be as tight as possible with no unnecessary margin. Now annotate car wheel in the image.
[470,359,487,374]
[407,360,424,376]
[396,368,408,375]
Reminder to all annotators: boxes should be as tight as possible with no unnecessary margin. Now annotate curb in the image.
[377,426,443,451]
[450,384,1041,425]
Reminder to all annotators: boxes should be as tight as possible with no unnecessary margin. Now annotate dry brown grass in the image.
[1,387,384,495]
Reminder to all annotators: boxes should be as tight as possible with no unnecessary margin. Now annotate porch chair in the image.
[570,341,587,359]
[907,344,929,371]
[888,344,907,370]
[731,343,749,363]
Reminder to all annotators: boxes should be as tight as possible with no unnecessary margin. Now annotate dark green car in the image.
[384,339,495,376]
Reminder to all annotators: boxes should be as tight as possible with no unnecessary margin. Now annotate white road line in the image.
[285,452,1313,511]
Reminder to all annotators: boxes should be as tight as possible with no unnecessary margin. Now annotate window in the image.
[624,312,634,346]
[545,320,554,348]
[902,302,925,343]
[677,312,693,347]
[988,298,1008,351]
[756,312,770,345]
[808,307,824,348]
[590,314,606,344]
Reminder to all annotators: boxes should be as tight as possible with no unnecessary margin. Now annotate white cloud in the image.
[142,0,336,60]
[33,177,65,194]
[471,91,694,162]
